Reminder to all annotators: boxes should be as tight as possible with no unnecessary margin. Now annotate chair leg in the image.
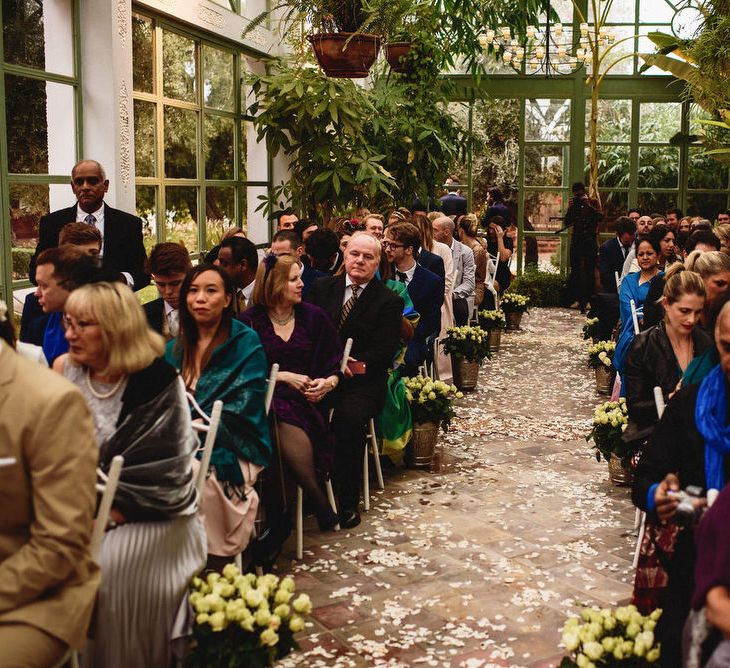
[325,478,340,530]
[632,511,646,569]
[633,506,642,533]
[362,447,370,511]
[71,652,79,668]
[296,486,303,560]
[369,419,384,491]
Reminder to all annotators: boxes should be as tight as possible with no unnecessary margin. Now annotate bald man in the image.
[29,159,149,289]
[432,216,475,325]
[632,302,730,666]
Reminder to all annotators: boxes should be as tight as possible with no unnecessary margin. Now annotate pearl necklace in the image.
[85,368,125,399]
[268,310,295,326]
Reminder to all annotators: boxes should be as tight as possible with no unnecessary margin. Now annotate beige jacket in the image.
[0,342,100,649]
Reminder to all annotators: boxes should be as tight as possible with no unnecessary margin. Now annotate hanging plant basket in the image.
[308,33,381,78]
[385,41,412,72]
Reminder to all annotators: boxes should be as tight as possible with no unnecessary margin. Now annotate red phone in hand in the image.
[346,360,367,375]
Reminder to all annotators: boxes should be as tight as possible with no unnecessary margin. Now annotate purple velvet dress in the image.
[240,302,343,474]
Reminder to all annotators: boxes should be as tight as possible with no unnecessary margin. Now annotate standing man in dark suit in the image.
[214,236,258,318]
[597,216,636,294]
[29,160,149,289]
[143,242,193,340]
[308,233,403,529]
[383,223,442,377]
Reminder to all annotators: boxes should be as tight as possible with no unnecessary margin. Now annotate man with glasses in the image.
[143,242,193,340]
[29,160,149,290]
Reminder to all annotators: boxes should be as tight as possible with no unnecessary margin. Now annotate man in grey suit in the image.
[433,216,475,326]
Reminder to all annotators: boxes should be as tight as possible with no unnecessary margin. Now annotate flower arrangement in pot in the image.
[187,565,312,667]
[478,309,506,352]
[440,325,491,391]
[582,316,600,342]
[586,398,633,485]
[500,292,529,330]
[587,340,616,395]
[403,375,461,468]
[560,605,662,666]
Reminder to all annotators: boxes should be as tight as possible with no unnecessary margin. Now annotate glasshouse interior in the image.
[2,0,730,667]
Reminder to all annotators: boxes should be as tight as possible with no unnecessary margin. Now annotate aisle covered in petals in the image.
[278,308,636,667]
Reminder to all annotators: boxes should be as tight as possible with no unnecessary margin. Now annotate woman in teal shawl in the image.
[165,264,271,563]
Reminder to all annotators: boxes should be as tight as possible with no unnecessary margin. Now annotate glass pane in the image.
[524,145,565,187]
[162,30,196,102]
[686,192,729,220]
[247,185,269,244]
[136,185,157,254]
[9,183,48,269]
[524,190,566,231]
[5,75,75,175]
[585,145,632,188]
[165,186,199,252]
[586,25,634,76]
[638,146,679,188]
[637,191,678,216]
[640,0,676,23]
[525,99,571,142]
[205,186,236,248]
[601,191,629,224]
[639,102,682,143]
[204,115,234,180]
[520,233,563,273]
[164,106,197,178]
[688,147,729,190]
[132,13,153,93]
[589,2,635,23]
[240,120,249,181]
[134,100,156,177]
[203,45,234,111]
[638,26,676,76]
[2,0,74,76]
[585,99,632,142]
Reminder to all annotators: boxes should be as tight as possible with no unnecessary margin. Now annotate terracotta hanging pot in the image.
[385,41,412,72]
[308,33,381,78]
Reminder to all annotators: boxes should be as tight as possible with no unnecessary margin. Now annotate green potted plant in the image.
[478,309,506,352]
[402,375,462,468]
[586,398,633,485]
[440,325,491,391]
[560,605,662,666]
[500,292,529,330]
[582,316,600,343]
[587,340,616,395]
[187,565,312,667]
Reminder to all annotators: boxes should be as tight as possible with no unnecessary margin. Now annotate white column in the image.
[78,0,135,212]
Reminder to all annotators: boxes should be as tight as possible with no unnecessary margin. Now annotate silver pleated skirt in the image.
[81,514,207,668]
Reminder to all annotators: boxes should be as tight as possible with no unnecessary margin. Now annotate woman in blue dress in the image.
[614,237,661,385]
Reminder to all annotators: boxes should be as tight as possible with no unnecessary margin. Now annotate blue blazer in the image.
[403,264,443,373]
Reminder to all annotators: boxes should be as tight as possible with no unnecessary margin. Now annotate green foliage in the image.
[403,375,461,432]
[507,269,565,307]
[587,340,615,369]
[441,325,492,363]
[586,399,629,465]
[11,247,33,279]
[477,309,506,331]
[582,317,599,341]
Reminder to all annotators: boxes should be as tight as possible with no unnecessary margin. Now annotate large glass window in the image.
[132,12,269,256]
[1,0,80,289]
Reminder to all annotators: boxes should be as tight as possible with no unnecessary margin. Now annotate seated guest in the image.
[383,222,442,376]
[456,213,488,309]
[632,302,730,667]
[598,216,636,294]
[20,223,103,346]
[685,228,721,256]
[486,215,514,294]
[0,299,45,364]
[481,187,512,228]
[34,245,107,365]
[204,225,246,264]
[651,223,679,270]
[363,214,385,240]
[624,264,711,435]
[214,235,258,317]
[0,329,99,667]
[613,237,661,386]
[165,264,271,565]
[144,242,192,340]
[432,215,475,326]
[53,281,205,668]
[621,215,655,279]
[305,228,342,276]
[240,255,341,560]
[294,218,319,242]
[273,208,298,232]
[308,233,403,527]
[715,223,730,255]
[270,229,326,299]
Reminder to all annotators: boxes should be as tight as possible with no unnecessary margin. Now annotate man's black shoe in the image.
[339,509,361,529]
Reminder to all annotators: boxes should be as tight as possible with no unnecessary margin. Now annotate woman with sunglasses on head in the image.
[240,255,343,565]
[165,264,271,570]
[52,281,206,668]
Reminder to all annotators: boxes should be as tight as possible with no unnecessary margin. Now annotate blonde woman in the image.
[715,224,730,254]
[53,281,205,668]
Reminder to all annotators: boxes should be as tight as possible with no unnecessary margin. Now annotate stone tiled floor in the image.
[275,308,636,668]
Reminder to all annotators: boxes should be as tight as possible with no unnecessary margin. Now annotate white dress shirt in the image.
[394,260,417,286]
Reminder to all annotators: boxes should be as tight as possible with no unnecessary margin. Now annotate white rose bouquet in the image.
[186,564,311,667]
[560,605,662,667]
[500,292,529,313]
[588,340,616,369]
[441,325,492,363]
[586,398,633,466]
[477,309,506,331]
[403,375,462,431]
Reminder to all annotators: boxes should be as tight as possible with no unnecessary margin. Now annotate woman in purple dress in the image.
[241,254,343,541]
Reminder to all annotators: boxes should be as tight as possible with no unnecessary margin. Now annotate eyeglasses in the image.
[382,241,405,250]
[62,314,98,333]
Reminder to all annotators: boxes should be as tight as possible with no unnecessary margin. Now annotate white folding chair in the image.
[485,254,499,309]
[629,299,640,335]
[362,417,385,512]
[615,271,621,291]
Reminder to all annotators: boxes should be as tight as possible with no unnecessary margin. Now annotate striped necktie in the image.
[339,284,360,328]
